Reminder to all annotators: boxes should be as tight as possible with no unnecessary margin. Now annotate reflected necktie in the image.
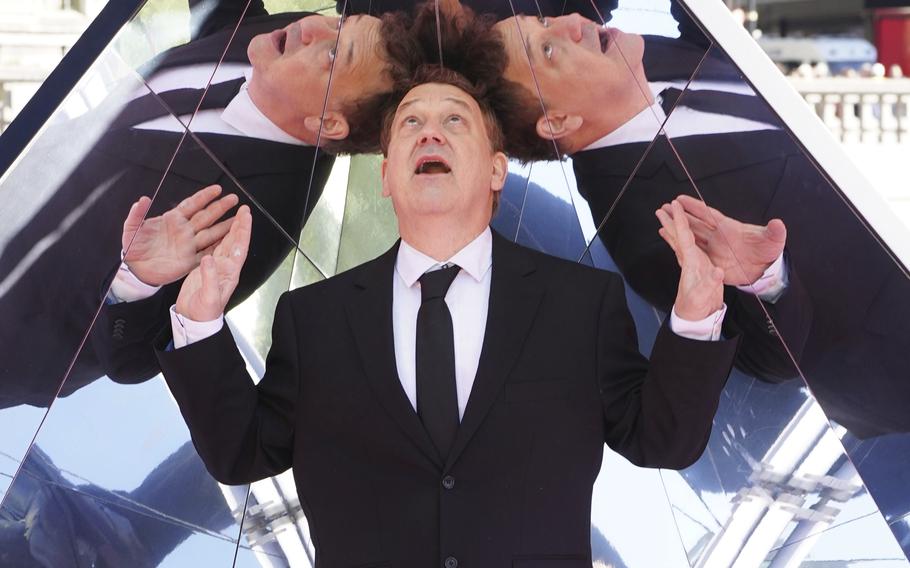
[416,264,461,459]
[659,86,779,126]
[113,77,246,129]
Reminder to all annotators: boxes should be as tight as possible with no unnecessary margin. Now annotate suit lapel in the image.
[346,243,444,470]
[445,232,544,470]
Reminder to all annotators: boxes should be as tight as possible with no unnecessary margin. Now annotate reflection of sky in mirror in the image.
[610,0,679,38]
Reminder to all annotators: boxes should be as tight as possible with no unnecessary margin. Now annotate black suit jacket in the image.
[157,231,738,567]
[0,3,333,408]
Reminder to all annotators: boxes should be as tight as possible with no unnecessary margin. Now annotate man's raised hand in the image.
[175,205,252,322]
[122,185,239,286]
[656,199,725,321]
[672,194,786,286]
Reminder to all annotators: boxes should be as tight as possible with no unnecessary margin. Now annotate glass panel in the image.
[592,447,691,567]
[0,91,190,502]
[663,375,881,564]
[0,440,247,566]
[892,514,910,561]
[764,511,909,566]
[0,122,305,556]
[335,153,397,273]
[514,159,589,260]
[233,473,316,568]
[663,43,910,528]
[490,159,534,242]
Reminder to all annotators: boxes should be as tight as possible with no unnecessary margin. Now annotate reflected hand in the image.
[672,195,786,286]
[656,199,725,321]
[175,205,252,322]
[122,185,239,286]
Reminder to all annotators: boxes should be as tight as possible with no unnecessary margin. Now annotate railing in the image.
[790,77,910,144]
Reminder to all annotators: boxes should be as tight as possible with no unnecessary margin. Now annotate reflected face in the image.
[247,14,389,117]
[382,83,506,224]
[495,14,646,128]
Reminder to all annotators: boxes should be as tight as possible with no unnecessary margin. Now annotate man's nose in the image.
[418,123,446,146]
[551,13,585,42]
[300,16,339,44]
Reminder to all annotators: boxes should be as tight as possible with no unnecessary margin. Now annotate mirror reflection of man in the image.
[493,12,814,384]
[493,11,910,439]
[0,0,394,409]
[153,55,740,563]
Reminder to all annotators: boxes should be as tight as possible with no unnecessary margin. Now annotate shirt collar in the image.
[396,227,492,288]
[221,69,311,146]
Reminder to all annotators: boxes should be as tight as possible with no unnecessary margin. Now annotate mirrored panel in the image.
[591,447,691,567]
[0,442,247,566]
[0,92,190,499]
[0,119,314,560]
[664,376,881,564]
[764,508,909,567]
[893,514,910,560]
[4,0,910,565]
[663,43,910,539]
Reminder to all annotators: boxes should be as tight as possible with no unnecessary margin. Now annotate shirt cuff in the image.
[735,252,788,303]
[108,262,161,304]
[170,305,224,349]
[670,304,727,341]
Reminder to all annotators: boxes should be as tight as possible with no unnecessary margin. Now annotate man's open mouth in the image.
[415,157,452,175]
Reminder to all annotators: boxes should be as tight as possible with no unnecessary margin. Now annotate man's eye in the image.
[404,117,419,126]
[447,115,463,124]
[328,46,336,61]
[543,43,553,59]
[538,15,550,28]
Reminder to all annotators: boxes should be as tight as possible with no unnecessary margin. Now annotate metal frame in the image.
[681,0,910,272]
[0,0,146,178]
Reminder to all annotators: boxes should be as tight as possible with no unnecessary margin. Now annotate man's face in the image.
[494,14,645,130]
[381,83,507,225]
[247,14,389,123]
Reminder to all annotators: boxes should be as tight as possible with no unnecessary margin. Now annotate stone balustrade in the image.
[791,77,910,144]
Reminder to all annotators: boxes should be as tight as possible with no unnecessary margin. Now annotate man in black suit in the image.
[154,62,739,565]
[493,11,910,438]
[0,0,394,409]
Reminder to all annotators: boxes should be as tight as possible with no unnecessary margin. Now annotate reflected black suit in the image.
[157,231,738,567]
[0,2,333,408]
[573,120,910,437]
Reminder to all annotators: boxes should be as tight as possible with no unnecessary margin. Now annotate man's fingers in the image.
[189,193,239,232]
[677,194,720,229]
[766,218,787,244]
[683,212,714,239]
[194,217,234,251]
[214,205,252,261]
[123,196,152,232]
[177,184,223,218]
[229,206,253,266]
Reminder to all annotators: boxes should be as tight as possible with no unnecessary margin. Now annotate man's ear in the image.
[490,151,508,192]
[380,158,391,197]
[303,111,350,142]
[535,110,583,141]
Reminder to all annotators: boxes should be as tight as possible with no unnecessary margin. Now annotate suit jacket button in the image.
[444,556,458,568]
[442,476,455,490]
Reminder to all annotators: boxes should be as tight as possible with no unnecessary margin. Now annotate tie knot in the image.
[419,264,461,301]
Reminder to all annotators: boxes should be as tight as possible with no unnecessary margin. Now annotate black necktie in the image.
[659,86,779,126]
[416,264,461,459]
[112,77,246,130]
